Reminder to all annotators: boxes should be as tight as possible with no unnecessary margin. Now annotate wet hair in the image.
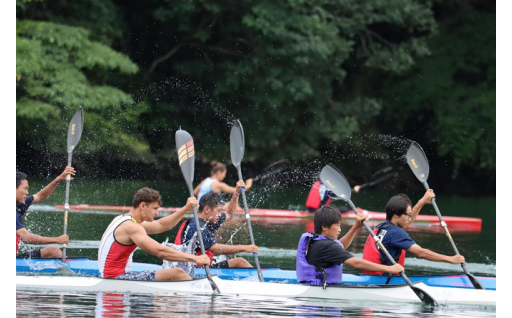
[210,161,227,175]
[385,194,412,220]
[132,187,163,208]
[314,205,341,234]
[16,171,28,188]
[199,192,224,212]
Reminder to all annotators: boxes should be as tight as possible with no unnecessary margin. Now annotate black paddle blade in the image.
[466,273,486,290]
[175,130,195,191]
[319,164,352,201]
[230,120,245,168]
[406,142,429,183]
[67,107,84,153]
[411,286,438,306]
[253,159,290,182]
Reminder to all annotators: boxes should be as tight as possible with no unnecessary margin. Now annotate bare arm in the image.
[339,212,367,249]
[33,166,76,204]
[141,197,197,235]
[16,228,68,245]
[128,224,203,263]
[208,243,258,255]
[223,180,244,222]
[345,258,404,274]
[410,189,435,222]
[212,181,237,194]
[407,244,465,264]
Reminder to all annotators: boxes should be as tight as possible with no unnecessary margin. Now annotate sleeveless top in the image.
[98,215,138,278]
[197,177,219,202]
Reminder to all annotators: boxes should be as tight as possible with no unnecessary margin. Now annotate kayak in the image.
[16,258,496,290]
[16,275,496,306]
[54,205,482,231]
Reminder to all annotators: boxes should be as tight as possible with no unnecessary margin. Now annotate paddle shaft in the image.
[187,186,221,294]
[237,167,264,282]
[422,181,485,290]
[62,152,73,264]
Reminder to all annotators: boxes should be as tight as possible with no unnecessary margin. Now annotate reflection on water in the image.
[16,291,496,317]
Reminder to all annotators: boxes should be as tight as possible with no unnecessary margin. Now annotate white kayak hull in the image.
[16,275,495,306]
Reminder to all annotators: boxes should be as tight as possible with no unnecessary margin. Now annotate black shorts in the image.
[18,249,42,259]
[210,260,229,269]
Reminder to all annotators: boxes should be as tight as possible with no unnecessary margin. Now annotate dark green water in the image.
[17,179,496,316]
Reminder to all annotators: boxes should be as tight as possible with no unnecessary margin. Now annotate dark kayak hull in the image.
[16,258,495,290]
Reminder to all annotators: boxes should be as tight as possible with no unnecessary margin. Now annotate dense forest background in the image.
[16,0,495,195]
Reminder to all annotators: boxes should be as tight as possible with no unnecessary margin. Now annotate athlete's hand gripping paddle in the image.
[230,120,264,282]
[320,163,438,306]
[62,107,84,265]
[176,129,221,294]
[406,141,485,290]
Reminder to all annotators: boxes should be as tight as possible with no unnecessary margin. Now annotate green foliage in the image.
[16,20,148,160]
[376,9,495,173]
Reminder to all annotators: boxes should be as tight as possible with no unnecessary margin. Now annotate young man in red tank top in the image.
[98,188,210,281]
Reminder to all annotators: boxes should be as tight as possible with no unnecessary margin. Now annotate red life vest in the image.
[16,235,21,255]
[362,227,405,275]
[305,181,332,210]
[175,220,215,266]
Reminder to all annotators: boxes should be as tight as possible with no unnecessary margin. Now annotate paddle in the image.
[175,129,221,294]
[252,159,290,183]
[406,142,485,290]
[62,107,84,265]
[356,166,397,191]
[230,120,264,282]
[320,163,438,306]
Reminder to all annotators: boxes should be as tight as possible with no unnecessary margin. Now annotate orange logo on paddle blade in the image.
[178,140,195,166]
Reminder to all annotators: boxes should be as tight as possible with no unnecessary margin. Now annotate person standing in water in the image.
[194,161,253,202]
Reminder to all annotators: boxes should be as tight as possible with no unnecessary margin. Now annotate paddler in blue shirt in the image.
[362,192,465,275]
[296,205,404,287]
[177,181,258,268]
[193,161,253,202]
[16,168,74,258]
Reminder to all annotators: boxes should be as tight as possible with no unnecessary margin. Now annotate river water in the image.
[16,180,496,316]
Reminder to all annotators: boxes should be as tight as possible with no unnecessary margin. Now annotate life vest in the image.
[197,178,218,202]
[16,235,21,255]
[362,224,405,275]
[305,181,332,210]
[175,220,215,266]
[296,233,344,288]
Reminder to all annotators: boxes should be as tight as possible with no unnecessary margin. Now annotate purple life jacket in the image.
[296,232,344,287]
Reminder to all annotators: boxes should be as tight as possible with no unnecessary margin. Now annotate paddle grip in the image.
[62,154,73,264]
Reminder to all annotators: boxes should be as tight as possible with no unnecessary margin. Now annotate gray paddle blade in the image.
[67,108,84,153]
[320,164,352,201]
[175,130,195,190]
[230,120,245,167]
[406,142,429,182]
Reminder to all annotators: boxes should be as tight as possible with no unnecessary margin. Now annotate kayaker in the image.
[98,187,210,281]
[16,168,74,258]
[177,181,258,268]
[296,205,404,287]
[362,191,465,274]
[305,180,360,212]
[194,161,253,202]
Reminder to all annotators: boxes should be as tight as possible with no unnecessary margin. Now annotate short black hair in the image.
[314,205,341,234]
[385,194,412,221]
[199,192,224,212]
[16,171,27,188]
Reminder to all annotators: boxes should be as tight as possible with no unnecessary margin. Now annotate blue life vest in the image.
[296,233,344,288]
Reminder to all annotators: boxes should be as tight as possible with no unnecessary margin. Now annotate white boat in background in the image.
[16,275,496,306]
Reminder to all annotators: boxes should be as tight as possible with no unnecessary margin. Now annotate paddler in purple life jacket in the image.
[194,161,254,202]
[296,205,404,288]
[305,181,361,213]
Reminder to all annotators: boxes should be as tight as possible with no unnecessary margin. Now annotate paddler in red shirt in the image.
[98,187,210,281]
